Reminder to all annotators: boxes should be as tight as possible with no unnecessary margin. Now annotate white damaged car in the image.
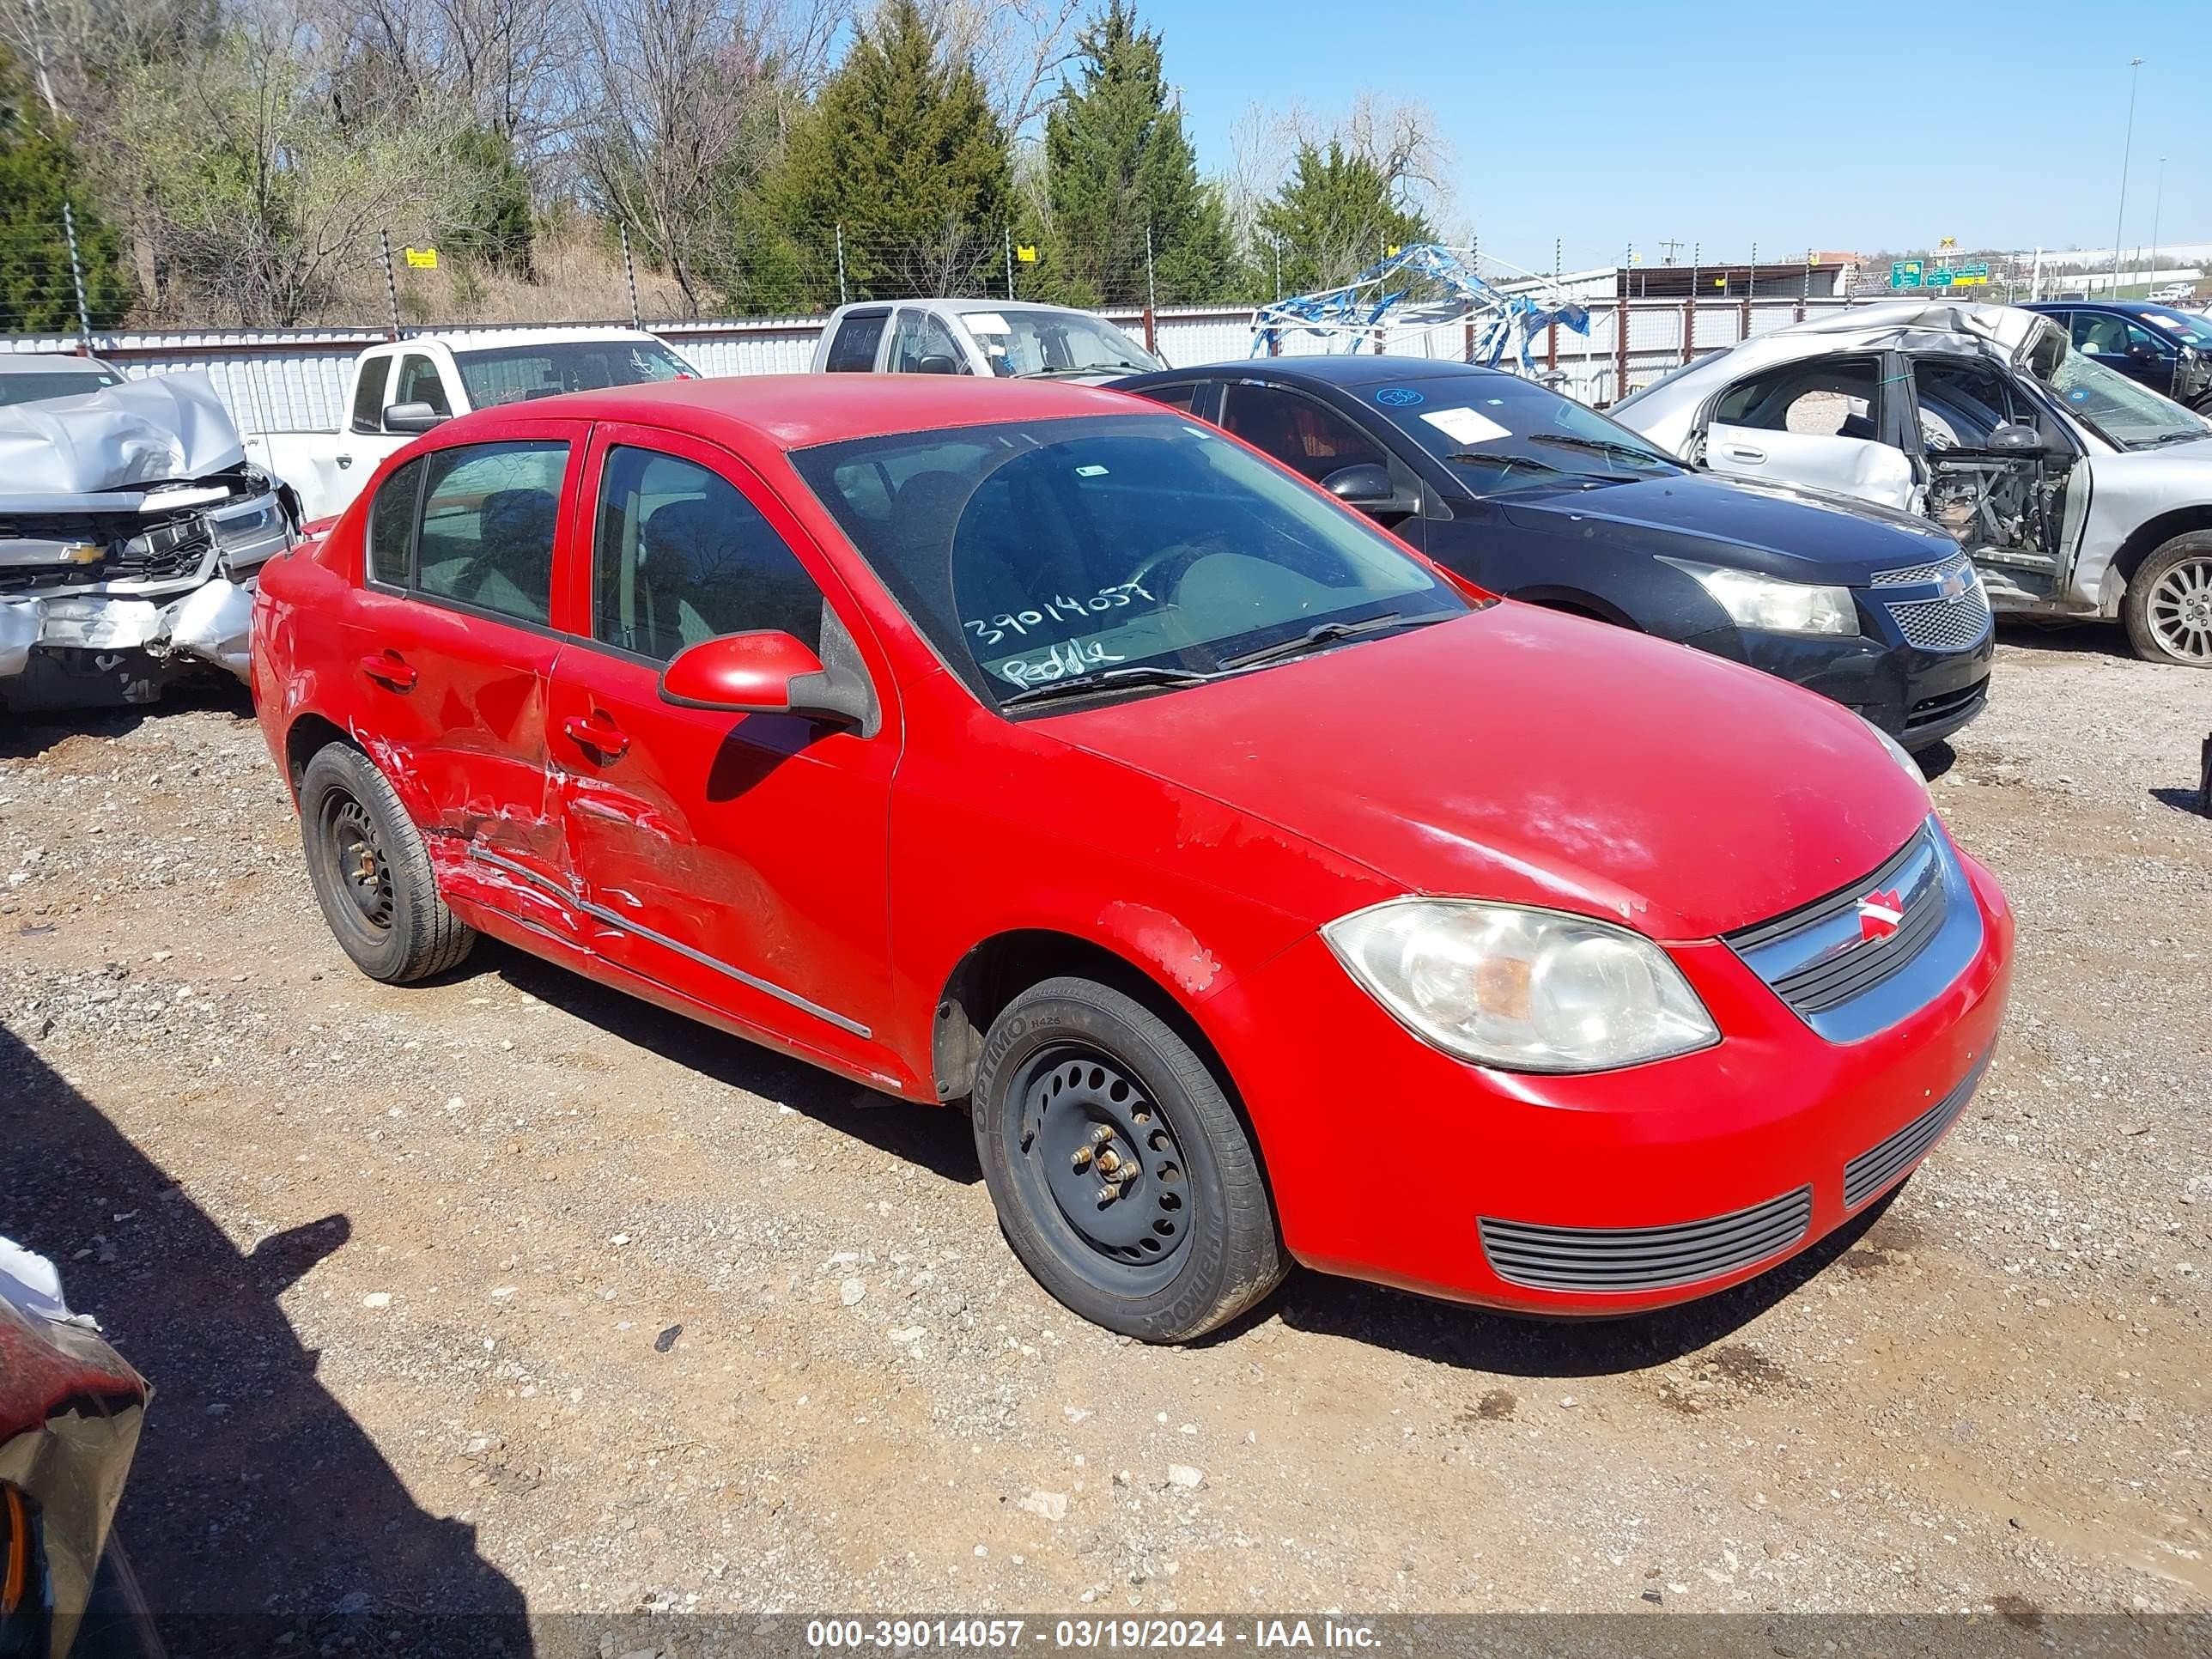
[0,368,294,710]
[1613,302,2212,666]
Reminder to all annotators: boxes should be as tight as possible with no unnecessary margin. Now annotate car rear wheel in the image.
[2124,532,2212,667]
[972,977,1285,1342]
[298,742,475,983]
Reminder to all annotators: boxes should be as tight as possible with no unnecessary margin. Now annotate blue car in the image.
[1116,356,1993,750]
[2021,301,2212,412]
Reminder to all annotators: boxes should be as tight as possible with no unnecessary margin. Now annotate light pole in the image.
[2148,156,2166,290]
[2112,57,2143,296]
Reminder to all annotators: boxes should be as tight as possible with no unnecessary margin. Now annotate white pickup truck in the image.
[244,327,700,521]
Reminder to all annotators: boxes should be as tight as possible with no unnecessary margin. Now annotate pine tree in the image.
[1255,141,1432,297]
[0,48,132,332]
[1035,1,1241,307]
[768,0,1013,304]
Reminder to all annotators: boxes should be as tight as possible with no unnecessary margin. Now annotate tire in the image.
[298,741,475,983]
[2122,532,2212,667]
[971,977,1285,1342]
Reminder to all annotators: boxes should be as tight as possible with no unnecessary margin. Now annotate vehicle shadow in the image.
[2150,786,2209,817]
[1232,1188,1901,1376]
[0,677,254,762]
[472,944,1910,1376]
[1991,617,2137,660]
[487,943,983,1187]
[0,1021,535,1658]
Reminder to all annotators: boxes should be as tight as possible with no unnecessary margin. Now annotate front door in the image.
[1905,355,2081,599]
[341,426,581,923]
[1700,354,1917,511]
[544,423,901,1079]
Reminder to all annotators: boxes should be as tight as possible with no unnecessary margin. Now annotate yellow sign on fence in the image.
[404,246,439,270]
[1016,245,1037,264]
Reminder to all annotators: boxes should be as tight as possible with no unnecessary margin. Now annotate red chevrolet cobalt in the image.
[252,376,2012,1341]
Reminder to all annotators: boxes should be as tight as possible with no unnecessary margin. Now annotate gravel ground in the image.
[2,625,2209,1643]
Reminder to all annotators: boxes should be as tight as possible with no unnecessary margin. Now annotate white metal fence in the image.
[0,296,1888,434]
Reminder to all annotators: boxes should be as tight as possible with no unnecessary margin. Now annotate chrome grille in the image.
[1887,584,1993,652]
[1725,823,1980,1042]
[1480,1188,1812,1293]
[1870,550,1974,588]
[1844,1050,1993,1209]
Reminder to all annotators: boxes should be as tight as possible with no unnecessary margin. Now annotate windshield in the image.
[792,414,1466,709]
[2138,307,2212,349]
[0,369,123,407]
[958,309,1161,378]
[2023,329,2211,450]
[453,339,695,408]
[1364,374,1685,495]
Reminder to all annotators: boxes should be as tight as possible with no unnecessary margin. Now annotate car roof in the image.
[404,326,672,351]
[0,353,121,374]
[1135,355,1515,392]
[468,373,1157,450]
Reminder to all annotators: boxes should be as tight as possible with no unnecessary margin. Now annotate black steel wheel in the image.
[298,742,475,983]
[972,976,1284,1342]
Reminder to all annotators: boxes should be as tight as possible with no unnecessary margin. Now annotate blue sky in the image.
[1147,0,2211,270]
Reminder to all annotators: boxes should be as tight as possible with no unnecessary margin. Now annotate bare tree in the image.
[99,0,481,323]
[574,0,839,313]
[927,0,1080,141]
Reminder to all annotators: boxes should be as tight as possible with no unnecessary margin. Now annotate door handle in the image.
[563,714,630,759]
[358,652,416,690]
[1725,444,1767,463]
[336,453,353,468]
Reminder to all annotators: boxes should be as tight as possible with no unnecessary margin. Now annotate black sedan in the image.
[2021,301,2212,411]
[1116,356,1994,750]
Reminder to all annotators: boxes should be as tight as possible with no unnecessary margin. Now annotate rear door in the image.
[821,307,892,373]
[340,420,583,927]
[542,422,901,1077]
[1700,354,1918,510]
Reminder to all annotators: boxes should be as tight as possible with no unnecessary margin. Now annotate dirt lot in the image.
[3,626,2209,1642]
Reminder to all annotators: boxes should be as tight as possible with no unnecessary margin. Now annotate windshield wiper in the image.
[996,664,1218,710]
[1527,433,1677,468]
[1015,364,1117,380]
[1443,450,1572,474]
[1215,611,1450,673]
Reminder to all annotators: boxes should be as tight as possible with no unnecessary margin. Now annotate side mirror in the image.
[659,630,869,726]
[1320,463,1395,507]
[383,402,447,434]
[1987,422,2045,455]
[915,353,961,375]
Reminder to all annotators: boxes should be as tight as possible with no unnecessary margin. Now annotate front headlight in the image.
[1665,560,1859,636]
[1322,899,1719,1073]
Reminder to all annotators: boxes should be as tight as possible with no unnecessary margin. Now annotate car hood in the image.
[1041,605,1931,941]
[1497,472,1957,581]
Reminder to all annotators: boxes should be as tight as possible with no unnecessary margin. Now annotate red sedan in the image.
[251,375,2013,1342]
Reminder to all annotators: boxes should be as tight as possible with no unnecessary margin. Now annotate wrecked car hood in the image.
[0,372,245,507]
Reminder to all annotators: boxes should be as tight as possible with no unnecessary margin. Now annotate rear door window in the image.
[413,441,568,624]
[351,356,392,434]
[1714,356,1884,441]
[824,310,890,372]
[366,457,424,586]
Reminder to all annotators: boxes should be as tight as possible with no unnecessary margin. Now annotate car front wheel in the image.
[298,741,475,982]
[972,976,1285,1342]
[2124,532,2212,667]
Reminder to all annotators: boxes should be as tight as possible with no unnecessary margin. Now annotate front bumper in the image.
[1207,840,2014,1316]
[0,580,256,708]
[1686,618,1993,752]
